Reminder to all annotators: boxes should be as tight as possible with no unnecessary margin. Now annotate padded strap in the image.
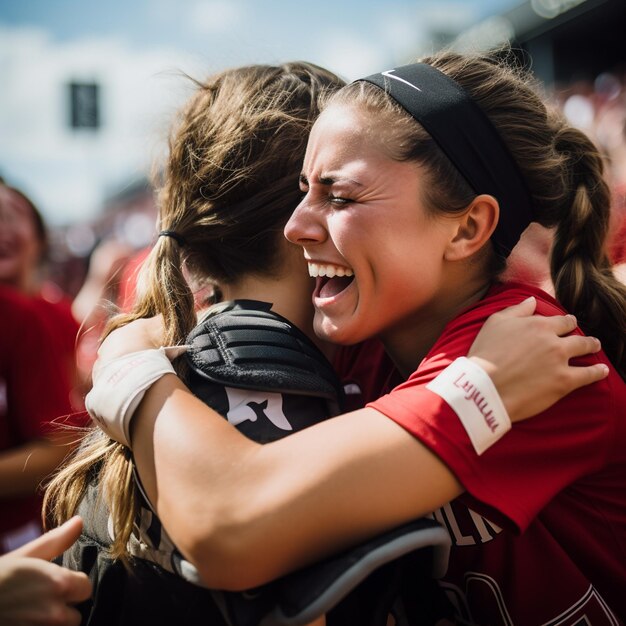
[267,518,451,625]
[211,518,450,626]
[186,300,341,401]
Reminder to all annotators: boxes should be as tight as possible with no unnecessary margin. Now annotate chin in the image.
[0,264,20,283]
[314,315,363,347]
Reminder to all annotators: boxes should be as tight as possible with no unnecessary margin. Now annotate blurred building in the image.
[453,0,625,86]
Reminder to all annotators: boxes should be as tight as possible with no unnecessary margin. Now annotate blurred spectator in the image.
[115,246,151,313]
[510,67,626,290]
[0,181,81,409]
[71,238,134,383]
[555,69,626,267]
[0,285,78,554]
[116,244,218,315]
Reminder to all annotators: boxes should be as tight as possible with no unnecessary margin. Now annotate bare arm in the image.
[0,432,78,498]
[106,298,606,588]
[131,377,461,590]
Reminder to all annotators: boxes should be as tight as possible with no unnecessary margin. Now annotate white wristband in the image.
[426,357,511,455]
[85,348,177,448]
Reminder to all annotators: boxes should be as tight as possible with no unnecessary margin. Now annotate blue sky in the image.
[0,0,519,50]
[0,0,522,226]
[0,0,522,81]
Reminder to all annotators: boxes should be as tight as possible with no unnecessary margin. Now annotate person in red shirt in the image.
[0,285,77,553]
[0,181,81,410]
[54,52,620,624]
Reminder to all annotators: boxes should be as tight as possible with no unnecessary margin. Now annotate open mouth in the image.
[308,262,355,299]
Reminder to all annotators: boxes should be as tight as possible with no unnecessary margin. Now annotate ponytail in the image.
[373,49,626,379]
[550,124,626,378]
[44,237,197,561]
[44,61,346,560]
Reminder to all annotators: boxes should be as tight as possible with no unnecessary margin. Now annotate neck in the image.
[208,272,336,360]
[382,277,492,378]
[1,272,39,296]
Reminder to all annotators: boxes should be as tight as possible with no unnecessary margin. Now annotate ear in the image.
[444,194,499,261]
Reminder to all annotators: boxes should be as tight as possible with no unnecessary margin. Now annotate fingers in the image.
[493,296,537,319]
[57,569,92,604]
[38,558,92,604]
[560,335,602,359]
[490,300,580,338]
[563,362,610,392]
[61,605,84,626]
[14,517,83,561]
[38,602,83,626]
[97,316,165,363]
[539,313,578,337]
[162,345,190,360]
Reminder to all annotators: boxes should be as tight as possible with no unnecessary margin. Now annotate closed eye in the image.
[329,194,352,206]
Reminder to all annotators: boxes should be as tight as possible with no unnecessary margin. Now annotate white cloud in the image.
[417,1,479,30]
[315,30,391,82]
[0,0,491,226]
[0,24,205,225]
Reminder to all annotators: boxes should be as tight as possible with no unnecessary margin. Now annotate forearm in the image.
[0,437,75,498]
[132,375,461,589]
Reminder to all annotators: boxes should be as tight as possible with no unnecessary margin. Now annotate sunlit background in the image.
[0,0,624,285]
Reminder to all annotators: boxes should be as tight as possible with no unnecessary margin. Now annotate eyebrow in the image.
[299,173,363,187]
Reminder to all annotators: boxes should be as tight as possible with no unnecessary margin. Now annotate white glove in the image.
[85,348,178,448]
[426,357,511,455]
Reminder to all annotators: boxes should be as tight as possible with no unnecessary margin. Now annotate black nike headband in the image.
[359,63,534,258]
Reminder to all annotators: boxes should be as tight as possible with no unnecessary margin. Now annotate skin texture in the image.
[0,433,78,499]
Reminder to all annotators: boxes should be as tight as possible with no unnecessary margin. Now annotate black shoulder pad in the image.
[185,300,341,400]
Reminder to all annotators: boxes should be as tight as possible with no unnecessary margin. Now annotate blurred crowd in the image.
[555,68,626,271]
[499,66,626,291]
[0,62,625,557]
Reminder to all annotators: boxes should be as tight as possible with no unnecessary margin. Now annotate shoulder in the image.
[34,286,79,331]
[0,285,46,332]
[422,282,556,366]
[186,299,341,399]
[456,281,564,324]
[0,284,35,311]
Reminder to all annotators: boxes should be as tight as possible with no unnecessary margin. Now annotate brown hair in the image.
[328,49,626,379]
[44,62,346,560]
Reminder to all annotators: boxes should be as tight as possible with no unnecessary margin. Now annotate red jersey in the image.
[0,285,75,539]
[117,247,151,313]
[369,282,626,624]
[32,283,82,410]
[332,338,401,412]
[609,184,626,264]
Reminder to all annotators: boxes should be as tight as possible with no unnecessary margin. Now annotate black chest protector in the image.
[65,301,452,626]
[185,301,453,625]
[184,300,343,443]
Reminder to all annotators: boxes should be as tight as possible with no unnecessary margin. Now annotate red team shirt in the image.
[0,286,76,544]
[364,282,625,624]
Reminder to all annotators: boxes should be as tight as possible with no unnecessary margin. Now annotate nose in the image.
[284,196,327,246]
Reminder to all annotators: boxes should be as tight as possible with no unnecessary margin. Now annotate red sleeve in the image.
[117,247,151,313]
[368,283,618,532]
